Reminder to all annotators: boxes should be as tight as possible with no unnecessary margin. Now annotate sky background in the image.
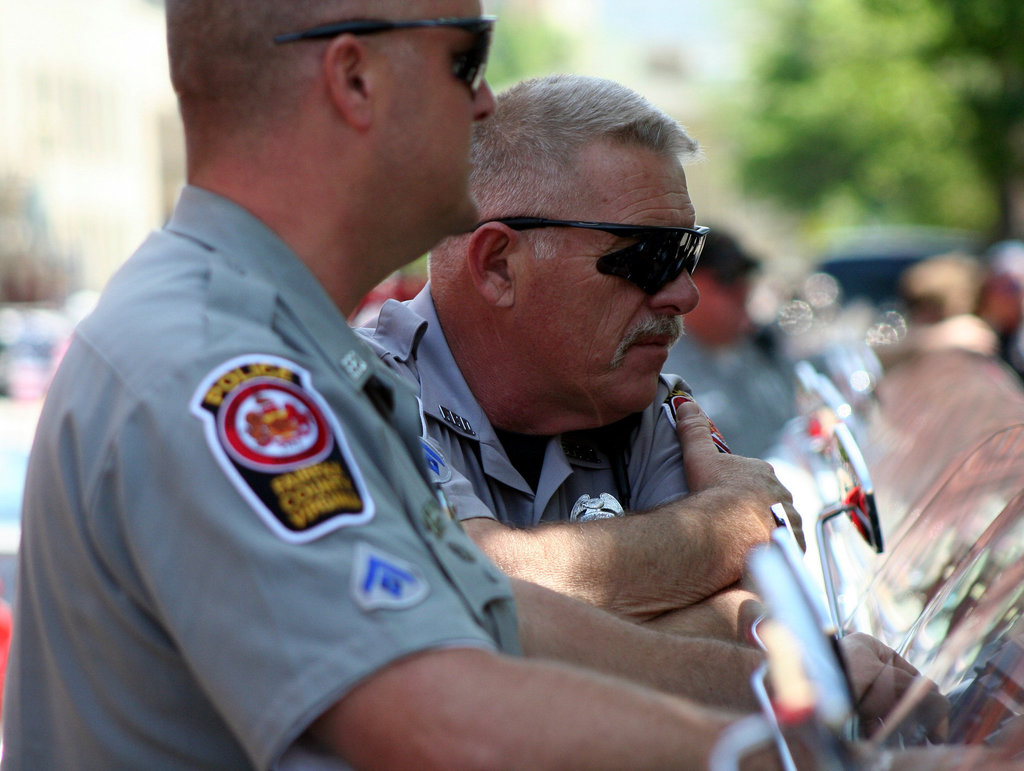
[598,1,752,82]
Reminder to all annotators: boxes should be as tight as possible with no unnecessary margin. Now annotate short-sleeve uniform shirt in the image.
[358,287,699,528]
[2,188,517,771]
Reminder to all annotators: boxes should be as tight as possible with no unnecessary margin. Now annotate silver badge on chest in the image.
[570,493,624,522]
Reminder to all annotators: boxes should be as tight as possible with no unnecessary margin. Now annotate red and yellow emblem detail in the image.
[663,387,732,454]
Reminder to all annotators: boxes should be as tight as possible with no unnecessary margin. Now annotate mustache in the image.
[610,316,684,369]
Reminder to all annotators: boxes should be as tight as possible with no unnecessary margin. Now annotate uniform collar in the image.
[405,286,495,444]
[166,185,372,386]
[383,287,631,468]
[365,286,638,509]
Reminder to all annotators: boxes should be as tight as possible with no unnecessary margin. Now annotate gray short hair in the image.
[470,74,700,219]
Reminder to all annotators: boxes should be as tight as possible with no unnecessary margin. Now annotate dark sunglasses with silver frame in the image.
[273,16,496,96]
[479,217,710,295]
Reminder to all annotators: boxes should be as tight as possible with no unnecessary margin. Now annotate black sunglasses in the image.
[273,17,495,95]
[480,217,710,295]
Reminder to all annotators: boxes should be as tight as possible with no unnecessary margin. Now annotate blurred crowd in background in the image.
[657,227,1024,462]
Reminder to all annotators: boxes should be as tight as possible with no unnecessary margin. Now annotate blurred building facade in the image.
[0,0,181,299]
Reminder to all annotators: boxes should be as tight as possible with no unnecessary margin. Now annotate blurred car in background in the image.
[815,226,984,308]
[0,292,97,402]
[0,443,24,605]
[0,305,72,401]
[0,411,27,731]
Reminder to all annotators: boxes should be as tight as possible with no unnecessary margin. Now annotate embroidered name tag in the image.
[439,405,475,436]
[191,355,375,542]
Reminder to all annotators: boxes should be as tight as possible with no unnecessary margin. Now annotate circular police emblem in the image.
[219,378,333,472]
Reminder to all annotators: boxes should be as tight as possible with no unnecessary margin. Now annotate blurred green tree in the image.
[484,6,577,90]
[736,0,1024,240]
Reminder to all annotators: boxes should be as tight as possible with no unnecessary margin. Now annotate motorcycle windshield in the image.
[871,489,1024,755]
[844,424,1024,647]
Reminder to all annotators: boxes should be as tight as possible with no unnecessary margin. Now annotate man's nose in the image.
[649,269,700,316]
[473,79,496,121]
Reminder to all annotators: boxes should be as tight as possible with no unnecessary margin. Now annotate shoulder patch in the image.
[191,355,375,542]
[351,541,430,611]
[662,387,732,454]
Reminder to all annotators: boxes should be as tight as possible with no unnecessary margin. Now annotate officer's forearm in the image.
[644,586,765,642]
[463,504,752,619]
[511,578,763,711]
[310,644,741,770]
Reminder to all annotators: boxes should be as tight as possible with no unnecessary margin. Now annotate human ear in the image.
[466,224,519,308]
[322,36,374,130]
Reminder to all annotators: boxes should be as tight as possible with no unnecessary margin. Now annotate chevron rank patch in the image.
[191,355,374,542]
[663,387,732,454]
[351,541,429,611]
[421,437,452,485]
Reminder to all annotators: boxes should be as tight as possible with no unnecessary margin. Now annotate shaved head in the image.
[165,0,415,154]
[166,1,340,131]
